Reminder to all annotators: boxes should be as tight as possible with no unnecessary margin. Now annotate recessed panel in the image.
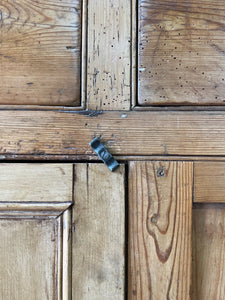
[0,0,81,106]
[138,0,225,105]
[0,218,58,299]
[192,204,225,299]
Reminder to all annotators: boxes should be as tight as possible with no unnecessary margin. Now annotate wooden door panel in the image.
[0,218,60,299]
[0,164,73,299]
[0,206,71,300]
[192,204,225,300]
[137,0,225,106]
[0,0,82,107]
[128,161,193,299]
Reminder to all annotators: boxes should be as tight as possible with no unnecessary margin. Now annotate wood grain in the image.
[0,0,81,106]
[194,162,225,203]
[87,0,130,110]
[192,204,225,299]
[1,111,225,157]
[72,164,125,299]
[0,164,73,203]
[0,162,73,299]
[138,0,225,105]
[128,161,193,299]
[0,218,58,299]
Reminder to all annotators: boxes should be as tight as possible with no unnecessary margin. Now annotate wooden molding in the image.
[0,202,72,214]
[62,208,72,300]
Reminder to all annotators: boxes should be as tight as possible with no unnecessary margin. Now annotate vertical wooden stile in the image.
[128,161,193,299]
[72,164,125,299]
[87,0,131,110]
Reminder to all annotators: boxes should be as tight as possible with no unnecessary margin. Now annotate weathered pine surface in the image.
[0,218,58,299]
[194,162,225,203]
[192,204,225,299]
[0,0,81,106]
[128,161,192,299]
[0,163,73,299]
[72,164,125,299]
[0,163,73,203]
[1,111,225,157]
[87,0,130,110]
[138,0,225,105]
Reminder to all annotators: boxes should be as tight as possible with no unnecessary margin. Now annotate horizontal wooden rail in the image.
[1,110,225,157]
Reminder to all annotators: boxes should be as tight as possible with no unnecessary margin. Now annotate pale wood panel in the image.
[194,162,225,203]
[138,0,225,105]
[2,111,225,157]
[0,0,81,106]
[0,164,73,202]
[0,218,58,299]
[128,161,193,299]
[192,204,225,299]
[72,164,125,299]
[87,0,130,110]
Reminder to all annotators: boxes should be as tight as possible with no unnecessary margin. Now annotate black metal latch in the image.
[89,137,119,172]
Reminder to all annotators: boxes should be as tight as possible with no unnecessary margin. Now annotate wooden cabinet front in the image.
[1,0,225,299]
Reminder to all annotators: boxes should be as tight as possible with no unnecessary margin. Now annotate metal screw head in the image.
[157,166,165,177]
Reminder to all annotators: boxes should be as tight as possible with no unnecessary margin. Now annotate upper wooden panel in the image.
[0,164,73,203]
[138,0,225,106]
[0,0,81,107]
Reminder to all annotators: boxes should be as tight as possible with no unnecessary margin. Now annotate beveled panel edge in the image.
[0,202,72,213]
[62,208,72,300]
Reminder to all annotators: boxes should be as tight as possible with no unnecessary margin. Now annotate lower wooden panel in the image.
[192,204,225,300]
[0,218,58,299]
[128,161,193,299]
[72,164,125,300]
[0,163,73,300]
